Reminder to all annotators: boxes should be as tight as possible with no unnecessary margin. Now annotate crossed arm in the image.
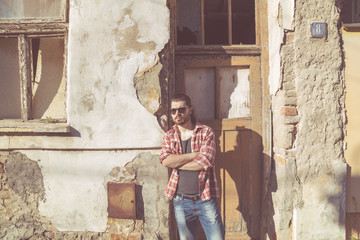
[160,128,216,171]
[161,152,203,171]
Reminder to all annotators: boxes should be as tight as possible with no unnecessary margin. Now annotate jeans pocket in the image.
[173,195,181,204]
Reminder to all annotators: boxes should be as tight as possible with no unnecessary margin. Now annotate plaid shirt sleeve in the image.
[159,129,179,200]
[159,124,219,200]
[160,132,172,163]
[193,127,216,171]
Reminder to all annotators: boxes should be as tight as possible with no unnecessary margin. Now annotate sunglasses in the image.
[169,107,188,115]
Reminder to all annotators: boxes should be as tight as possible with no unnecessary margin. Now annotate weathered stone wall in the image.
[269,0,347,239]
[0,0,171,239]
[0,151,107,240]
[108,152,169,240]
[0,151,169,240]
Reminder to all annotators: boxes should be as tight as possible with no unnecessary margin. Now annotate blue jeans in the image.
[173,194,225,240]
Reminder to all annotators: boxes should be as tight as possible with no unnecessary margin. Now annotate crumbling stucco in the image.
[0,152,110,240]
[65,0,169,149]
[108,152,169,240]
[5,152,45,204]
[134,44,171,131]
[268,0,295,95]
[269,0,347,239]
[134,60,162,115]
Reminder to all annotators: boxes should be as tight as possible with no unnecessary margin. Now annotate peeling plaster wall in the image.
[0,0,171,237]
[268,0,347,239]
[0,0,170,149]
[19,150,150,232]
[268,0,294,95]
[113,153,170,239]
[66,0,169,148]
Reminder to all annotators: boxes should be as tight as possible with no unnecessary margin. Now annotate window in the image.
[176,0,255,46]
[343,0,360,25]
[0,0,68,133]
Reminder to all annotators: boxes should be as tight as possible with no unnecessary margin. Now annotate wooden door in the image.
[175,55,262,239]
[170,0,267,238]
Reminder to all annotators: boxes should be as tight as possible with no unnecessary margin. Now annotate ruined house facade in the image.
[0,0,358,239]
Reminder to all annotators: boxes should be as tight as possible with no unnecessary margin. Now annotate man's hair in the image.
[170,93,196,124]
[170,93,192,107]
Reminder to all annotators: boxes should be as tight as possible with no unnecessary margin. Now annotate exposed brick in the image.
[274,131,294,149]
[283,73,296,82]
[285,90,297,98]
[281,107,298,116]
[283,124,295,133]
[283,81,295,90]
[0,172,6,180]
[286,33,295,42]
[286,149,296,157]
[110,234,127,240]
[0,152,9,164]
[284,96,297,106]
[0,182,8,191]
[0,190,11,199]
[128,233,142,240]
[274,154,287,165]
[284,115,300,124]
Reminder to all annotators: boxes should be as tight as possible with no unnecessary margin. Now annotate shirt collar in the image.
[172,122,204,134]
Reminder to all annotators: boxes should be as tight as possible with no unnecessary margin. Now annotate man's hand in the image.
[162,152,200,169]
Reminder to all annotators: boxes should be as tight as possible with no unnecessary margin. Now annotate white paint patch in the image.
[130,0,169,45]
[293,207,297,240]
[20,150,159,232]
[220,68,250,119]
[268,0,295,95]
[280,0,295,30]
[65,0,169,148]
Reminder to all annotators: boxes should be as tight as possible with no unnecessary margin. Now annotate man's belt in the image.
[177,194,200,201]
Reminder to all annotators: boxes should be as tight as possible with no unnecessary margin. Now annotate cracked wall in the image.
[1,150,169,240]
[134,44,171,131]
[0,151,109,240]
[0,0,171,239]
[108,152,169,239]
[269,0,347,239]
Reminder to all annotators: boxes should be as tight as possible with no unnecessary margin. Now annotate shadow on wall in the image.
[31,38,65,119]
[172,49,268,238]
[214,127,276,240]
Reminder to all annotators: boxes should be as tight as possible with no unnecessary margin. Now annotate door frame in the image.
[167,0,271,238]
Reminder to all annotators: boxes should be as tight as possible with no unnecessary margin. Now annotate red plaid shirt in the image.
[160,122,220,201]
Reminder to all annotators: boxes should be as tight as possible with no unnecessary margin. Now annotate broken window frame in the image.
[174,0,261,55]
[0,0,69,133]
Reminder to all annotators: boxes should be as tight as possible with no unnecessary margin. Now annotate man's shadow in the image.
[213,126,277,240]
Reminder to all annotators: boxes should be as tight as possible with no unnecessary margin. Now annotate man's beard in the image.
[173,115,191,126]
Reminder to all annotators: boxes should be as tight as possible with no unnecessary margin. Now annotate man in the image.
[160,93,225,240]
